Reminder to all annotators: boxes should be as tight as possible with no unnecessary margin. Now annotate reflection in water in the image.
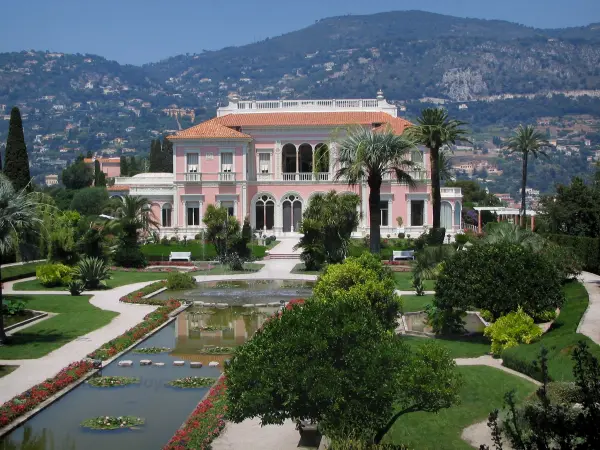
[173,306,273,364]
[0,280,313,450]
[0,427,75,450]
[153,279,314,305]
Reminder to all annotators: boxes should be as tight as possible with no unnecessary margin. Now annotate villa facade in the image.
[110,91,463,238]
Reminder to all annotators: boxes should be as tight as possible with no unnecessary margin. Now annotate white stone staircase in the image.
[267,238,301,260]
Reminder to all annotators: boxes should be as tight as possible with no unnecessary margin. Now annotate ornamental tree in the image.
[3,107,32,191]
[61,155,94,190]
[434,242,565,323]
[311,252,400,330]
[225,294,461,442]
[295,190,360,270]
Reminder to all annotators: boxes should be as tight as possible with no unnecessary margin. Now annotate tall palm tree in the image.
[505,125,549,227]
[112,195,159,238]
[407,108,469,230]
[335,126,415,254]
[0,174,41,344]
[438,148,454,183]
[482,222,545,252]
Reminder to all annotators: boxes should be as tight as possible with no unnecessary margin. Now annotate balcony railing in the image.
[257,173,273,181]
[441,187,462,197]
[218,172,236,182]
[181,173,202,182]
[281,172,331,182]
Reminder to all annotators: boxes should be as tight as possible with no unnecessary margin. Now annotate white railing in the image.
[182,173,202,182]
[235,98,383,112]
[219,172,236,182]
[114,175,174,185]
[441,187,462,197]
[280,172,332,182]
[257,173,273,181]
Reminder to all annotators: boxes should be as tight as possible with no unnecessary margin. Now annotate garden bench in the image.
[392,250,415,261]
[169,252,192,262]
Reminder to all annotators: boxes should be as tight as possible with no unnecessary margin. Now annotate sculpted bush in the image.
[483,308,543,356]
[434,242,564,322]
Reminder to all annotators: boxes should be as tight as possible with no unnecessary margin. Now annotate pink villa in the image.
[109,91,463,238]
[85,157,121,178]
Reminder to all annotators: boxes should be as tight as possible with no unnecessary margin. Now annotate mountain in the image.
[0,10,599,187]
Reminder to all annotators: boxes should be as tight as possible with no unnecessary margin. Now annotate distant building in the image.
[84,157,121,178]
[458,104,468,110]
[45,174,58,186]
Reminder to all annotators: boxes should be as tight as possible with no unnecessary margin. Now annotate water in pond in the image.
[0,304,275,450]
[153,279,314,305]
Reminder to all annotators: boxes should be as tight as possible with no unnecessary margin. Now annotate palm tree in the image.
[407,108,469,230]
[112,195,159,238]
[335,126,415,254]
[438,149,454,183]
[482,222,545,252]
[505,125,549,227]
[0,174,41,344]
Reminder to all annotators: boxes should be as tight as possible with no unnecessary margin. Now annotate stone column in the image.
[388,198,393,231]
[311,146,315,180]
[478,210,482,234]
[274,202,283,235]
[295,146,299,179]
[361,183,369,231]
[242,143,247,181]
[242,185,247,220]
[407,199,412,229]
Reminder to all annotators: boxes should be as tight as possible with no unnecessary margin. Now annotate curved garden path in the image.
[577,271,600,345]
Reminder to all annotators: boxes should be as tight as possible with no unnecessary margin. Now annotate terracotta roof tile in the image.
[167,119,252,140]
[107,185,129,191]
[169,111,412,141]
[214,112,412,132]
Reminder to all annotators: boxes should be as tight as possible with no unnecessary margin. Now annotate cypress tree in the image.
[94,159,106,186]
[148,139,162,172]
[129,156,139,176]
[4,107,31,191]
[161,137,173,173]
[120,155,129,177]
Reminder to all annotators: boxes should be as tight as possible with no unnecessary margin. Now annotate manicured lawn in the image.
[502,282,600,381]
[290,263,322,275]
[393,272,435,291]
[0,295,118,360]
[383,366,537,449]
[348,238,413,260]
[1,261,42,282]
[12,270,170,291]
[402,335,491,359]
[0,365,18,378]
[401,294,434,312]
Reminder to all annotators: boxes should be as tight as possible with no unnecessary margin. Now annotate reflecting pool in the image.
[0,303,275,450]
[153,279,314,305]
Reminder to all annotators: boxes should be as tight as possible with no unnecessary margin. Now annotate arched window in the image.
[255,195,275,231]
[162,203,172,227]
[441,202,452,230]
[454,202,462,228]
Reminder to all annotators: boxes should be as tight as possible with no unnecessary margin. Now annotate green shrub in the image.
[541,242,583,281]
[2,298,26,316]
[160,237,170,246]
[544,234,599,274]
[74,257,111,289]
[424,304,466,335]
[68,279,85,296]
[531,309,557,323]
[166,272,196,290]
[434,242,565,321]
[36,263,73,287]
[312,253,399,330]
[484,308,542,356]
[479,309,494,323]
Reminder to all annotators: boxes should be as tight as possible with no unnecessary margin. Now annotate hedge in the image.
[544,234,599,274]
[141,242,267,261]
[502,282,600,382]
[1,261,43,282]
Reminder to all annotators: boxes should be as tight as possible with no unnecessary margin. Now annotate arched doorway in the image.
[298,143,313,175]
[454,202,462,228]
[255,194,275,231]
[314,143,329,174]
[282,144,297,175]
[282,194,302,233]
[441,202,453,230]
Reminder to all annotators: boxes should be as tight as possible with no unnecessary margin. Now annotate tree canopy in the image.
[61,155,94,190]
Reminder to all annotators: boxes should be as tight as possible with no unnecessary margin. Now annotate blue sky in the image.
[2,0,599,65]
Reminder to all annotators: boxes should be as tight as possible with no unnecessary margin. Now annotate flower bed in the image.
[81,415,144,430]
[87,376,140,388]
[0,361,94,427]
[88,299,181,360]
[163,377,227,450]
[147,261,206,268]
[199,346,234,355]
[132,347,171,354]
[167,377,217,389]
[119,280,167,305]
